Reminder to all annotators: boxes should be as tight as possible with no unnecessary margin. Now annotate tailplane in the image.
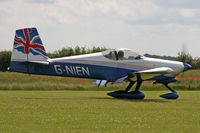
[10,27,49,73]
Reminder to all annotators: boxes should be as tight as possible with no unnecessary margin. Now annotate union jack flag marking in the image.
[14,28,48,59]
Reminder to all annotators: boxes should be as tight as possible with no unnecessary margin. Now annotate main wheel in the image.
[107,90,145,99]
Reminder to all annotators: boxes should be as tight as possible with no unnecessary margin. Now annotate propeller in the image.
[180,43,192,77]
[181,43,189,63]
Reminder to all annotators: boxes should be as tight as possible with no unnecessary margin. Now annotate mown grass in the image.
[0,70,200,91]
[0,71,200,132]
[0,91,199,133]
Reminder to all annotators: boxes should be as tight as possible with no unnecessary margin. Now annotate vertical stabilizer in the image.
[10,28,48,73]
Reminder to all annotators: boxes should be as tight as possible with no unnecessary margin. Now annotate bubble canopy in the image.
[102,48,142,60]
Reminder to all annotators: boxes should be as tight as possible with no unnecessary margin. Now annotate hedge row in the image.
[1,46,200,71]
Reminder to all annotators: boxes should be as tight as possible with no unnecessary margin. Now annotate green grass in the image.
[0,70,200,90]
[0,91,200,133]
[0,71,200,132]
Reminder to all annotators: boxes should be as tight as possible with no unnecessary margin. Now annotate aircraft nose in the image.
[183,63,192,72]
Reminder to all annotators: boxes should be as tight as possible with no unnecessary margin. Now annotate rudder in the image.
[10,27,48,73]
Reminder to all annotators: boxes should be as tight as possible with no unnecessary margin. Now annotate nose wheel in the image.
[160,83,179,99]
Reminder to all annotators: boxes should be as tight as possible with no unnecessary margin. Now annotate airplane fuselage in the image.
[36,53,185,80]
[9,27,192,100]
[11,52,186,82]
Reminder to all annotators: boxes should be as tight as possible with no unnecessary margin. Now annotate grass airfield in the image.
[0,91,200,133]
[0,71,200,132]
[0,70,200,91]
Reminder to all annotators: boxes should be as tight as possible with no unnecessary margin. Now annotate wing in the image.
[93,67,174,86]
[113,67,174,84]
[135,67,173,74]
[130,67,174,80]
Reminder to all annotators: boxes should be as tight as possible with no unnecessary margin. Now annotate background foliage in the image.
[0,51,11,72]
[0,46,200,71]
[0,46,107,71]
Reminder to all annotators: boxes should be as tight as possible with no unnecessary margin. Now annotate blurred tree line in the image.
[0,46,200,71]
[0,51,11,71]
[0,46,107,71]
[144,52,200,69]
[47,46,107,58]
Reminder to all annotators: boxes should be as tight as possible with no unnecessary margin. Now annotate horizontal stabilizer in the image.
[29,61,50,65]
[93,80,108,87]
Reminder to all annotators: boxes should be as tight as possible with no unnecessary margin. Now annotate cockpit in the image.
[102,49,142,60]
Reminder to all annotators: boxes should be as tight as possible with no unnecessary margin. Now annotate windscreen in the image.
[102,49,117,60]
[103,49,142,60]
[117,50,142,60]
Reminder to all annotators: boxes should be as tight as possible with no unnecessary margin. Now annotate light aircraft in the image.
[10,27,192,99]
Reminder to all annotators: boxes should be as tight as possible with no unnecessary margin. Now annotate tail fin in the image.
[10,27,49,73]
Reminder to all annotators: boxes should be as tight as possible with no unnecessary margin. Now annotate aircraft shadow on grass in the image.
[88,97,169,103]
[20,97,71,100]
[20,96,168,103]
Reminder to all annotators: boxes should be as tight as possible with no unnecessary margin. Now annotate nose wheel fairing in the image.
[160,92,178,99]
[159,83,179,99]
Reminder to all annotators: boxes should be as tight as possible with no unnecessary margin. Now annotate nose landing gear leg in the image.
[160,83,179,99]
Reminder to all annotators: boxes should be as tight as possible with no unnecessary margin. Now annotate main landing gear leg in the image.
[107,74,145,99]
[160,83,179,99]
[124,81,136,92]
[134,74,143,92]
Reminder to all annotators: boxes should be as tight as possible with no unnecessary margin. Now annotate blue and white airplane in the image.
[10,28,192,99]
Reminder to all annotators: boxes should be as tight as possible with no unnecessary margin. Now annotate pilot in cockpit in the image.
[118,50,125,60]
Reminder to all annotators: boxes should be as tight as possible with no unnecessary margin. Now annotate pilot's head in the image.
[118,51,124,60]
